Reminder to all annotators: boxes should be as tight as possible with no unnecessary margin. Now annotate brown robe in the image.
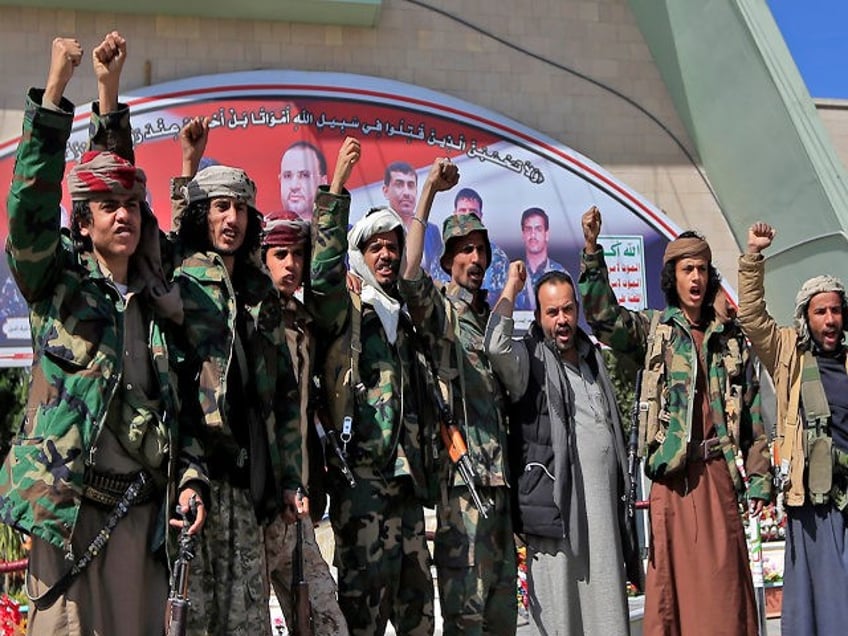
[643,327,758,636]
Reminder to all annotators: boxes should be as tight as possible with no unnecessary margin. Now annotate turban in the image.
[347,207,405,344]
[263,209,310,248]
[794,275,847,348]
[182,165,258,213]
[67,151,145,201]
[663,235,712,265]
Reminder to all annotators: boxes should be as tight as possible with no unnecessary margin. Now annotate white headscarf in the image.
[793,274,847,349]
[347,207,406,344]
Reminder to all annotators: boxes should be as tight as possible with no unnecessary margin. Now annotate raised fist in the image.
[746,222,775,255]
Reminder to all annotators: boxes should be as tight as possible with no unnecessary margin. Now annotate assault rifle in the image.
[165,496,198,636]
[311,376,356,488]
[291,489,314,636]
[419,351,493,519]
[627,370,643,520]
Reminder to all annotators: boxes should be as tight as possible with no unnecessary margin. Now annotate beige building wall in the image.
[817,100,848,176]
[0,0,741,282]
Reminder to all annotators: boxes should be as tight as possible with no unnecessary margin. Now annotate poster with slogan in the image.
[0,70,695,365]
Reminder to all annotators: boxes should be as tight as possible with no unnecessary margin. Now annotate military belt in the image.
[83,469,157,507]
[687,438,723,463]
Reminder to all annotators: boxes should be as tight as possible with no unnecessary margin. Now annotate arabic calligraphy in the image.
[63,104,547,184]
[602,235,646,310]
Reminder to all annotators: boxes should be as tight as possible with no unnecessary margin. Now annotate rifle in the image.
[418,349,493,518]
[165,496,198,636]
[627,370,643,520]
[311,377,357,488]
[291,489,314,636]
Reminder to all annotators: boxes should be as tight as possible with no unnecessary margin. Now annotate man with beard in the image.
[579,206,770,636]
[485,265,637,635]
[279,140,327,221]
[432,187,510,306]
[261,205,348,635]
[172,121,303,635]
[401,159,516,636]
[382,160,444,278]
[1,34,206,635]
[738,222,848,635]
[311,139,437,635]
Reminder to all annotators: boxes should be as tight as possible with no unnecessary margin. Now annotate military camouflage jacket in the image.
[579,249,771,500]
[309,188,433,490]
[171,246,302,505]
[0,90,206,552]
[400,276,509,487]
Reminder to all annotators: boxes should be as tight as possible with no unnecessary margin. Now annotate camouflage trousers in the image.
[265,513,349,636]
[185,480,271,636]
[329,472,434,635]
[434,485,517,636]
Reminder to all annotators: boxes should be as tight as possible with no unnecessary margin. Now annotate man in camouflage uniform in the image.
[310,138,436,635]
[401,158,517,636]
[579,207,771,636]
[431,187,509,306]
[261,207,348,636]
[171,121,302,636]
[739,222,848,635]
[0,35,206,635]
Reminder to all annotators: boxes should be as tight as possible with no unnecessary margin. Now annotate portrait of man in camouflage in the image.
[171,122,303,635]
[0,33,207,635]
[578,206,771,636]
[401,158,517,636]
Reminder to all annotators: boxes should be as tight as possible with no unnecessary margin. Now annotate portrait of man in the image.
[515,207,568,310]
[280,140,328,220]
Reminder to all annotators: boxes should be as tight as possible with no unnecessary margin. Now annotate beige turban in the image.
[663,235,712,265]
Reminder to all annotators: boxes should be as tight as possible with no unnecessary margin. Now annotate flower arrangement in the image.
[0,595,24,635]
[516,545,529,619]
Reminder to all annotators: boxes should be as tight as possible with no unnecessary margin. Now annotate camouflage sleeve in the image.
[170,176,190,230]
[276,338,303,491]
[308,186,352,337]
[5,89,74,304]
[88,101,135,162]
[578,247,649,361]
[398,271,451,349]
[740,337,773,502]
[176,428,210,496]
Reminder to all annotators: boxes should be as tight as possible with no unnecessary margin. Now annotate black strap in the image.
[28,471,150,610]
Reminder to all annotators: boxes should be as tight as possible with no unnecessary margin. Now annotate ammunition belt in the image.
[83,469,157,507]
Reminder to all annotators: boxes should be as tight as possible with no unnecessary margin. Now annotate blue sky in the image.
[769,0,848,99]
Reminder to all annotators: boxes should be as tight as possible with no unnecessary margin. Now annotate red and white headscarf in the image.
[67,151,146,201]
[263,209,310,248]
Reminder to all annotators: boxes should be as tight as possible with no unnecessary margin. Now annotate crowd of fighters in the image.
[2,30,847,636]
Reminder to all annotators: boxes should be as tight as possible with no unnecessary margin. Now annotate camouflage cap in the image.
[182,165,260,214]
[439,213,492,275]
